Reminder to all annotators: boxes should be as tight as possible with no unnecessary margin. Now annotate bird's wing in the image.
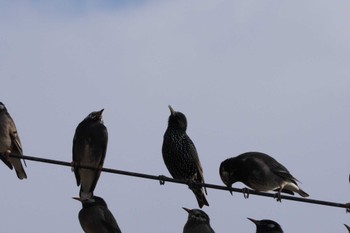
[102,208,122,233]
[72,133,81,186]
[263,155,300,183]
[187,136,207,191]
[8,114,23,155]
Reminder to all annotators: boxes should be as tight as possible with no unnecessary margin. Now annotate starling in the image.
[0,102,27,179]
[162,105,209,208]
[183,207,215,233]
[248,218,284,233]
[72,109,108,200]
[345,224,350,232]
[219,151,309,200]
[74,196,122,233]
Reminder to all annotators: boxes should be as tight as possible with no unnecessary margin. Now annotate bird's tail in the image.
[297,188,309,197]
[193,188,209,208]
[9,157,27,179]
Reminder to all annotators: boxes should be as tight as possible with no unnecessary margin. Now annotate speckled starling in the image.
[72,109,108,200]
[74,196,122,233]
[0,102,27,179]
[183,207,215,233]
[219,151,309,200]
[162,105,209,208]
[248,218,284,233]
[345,224,350,232]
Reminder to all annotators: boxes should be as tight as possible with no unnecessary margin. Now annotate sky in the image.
[1,0,350,232]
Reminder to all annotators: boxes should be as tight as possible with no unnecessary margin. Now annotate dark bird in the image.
[72,109,108,200]
[248,218,284,233]
[0,102,27,179]
[74,196,122,233]
[219,151,309,200]
[162,105,209,208]
[345,224,350,232]
[183,207,215,233]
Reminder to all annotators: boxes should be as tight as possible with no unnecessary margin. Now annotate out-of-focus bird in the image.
[74,196,122,233]
[162,105,209,208]
[219,151,308,200]
[0,102,27,179]
[248,218,284,233]
[345,224,350,232]
[72,109,108,200]
[183,207,215,233]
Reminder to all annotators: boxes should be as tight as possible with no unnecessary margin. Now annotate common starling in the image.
[74,196,122,233]
[0,102,27,179]
[183,207,215,233]
[345,224,350,232]
[162,105,209,208]
[219,151,309,200]
[248,218,284,233]
[72,109,108,200]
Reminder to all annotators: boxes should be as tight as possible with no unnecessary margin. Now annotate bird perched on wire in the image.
[248,218,284,233]
[162,105,209,208]
[0,102,27,179]
[73,195,122,233]
[183,207,215,233]
[72,109,108,200]
[345,224,350,232]
[219,151,309,201]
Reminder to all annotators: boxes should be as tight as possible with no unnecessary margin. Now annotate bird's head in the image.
[73,195,107,208]
[219,158,238,195]
[248,218,284,233]
[183,207,210,224]
[0,102,7,112]
[167,105,187,131]
[345,224,350,233]
[84,109,104,123]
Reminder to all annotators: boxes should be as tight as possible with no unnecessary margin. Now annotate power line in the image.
[7,153,350,212]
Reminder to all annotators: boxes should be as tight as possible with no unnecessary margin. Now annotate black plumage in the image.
[248,218,284,233]
[0,102,27,179]
[72,109,108,200]
[162,105,209,208]
[74,196,122,233]
[219,151,309,200]
[183,207,215,233]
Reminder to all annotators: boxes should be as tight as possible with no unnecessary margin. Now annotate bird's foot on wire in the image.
[70,161,77,172]
[274,192,282,202]
[158,175,166,185]
[242,187,250,199]
[345,203,350,213]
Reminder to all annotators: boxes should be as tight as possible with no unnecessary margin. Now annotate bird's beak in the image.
[247,218,258,225]
[345,224,350,231]
[182,207,191,214]
[168,105,175,116]
[99,109,104,115]
[72,197,82,202]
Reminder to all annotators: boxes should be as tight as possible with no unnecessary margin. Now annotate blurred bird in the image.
[0,102,27,179]
[183,207,215,233]
[248,218,284,233]
[72,109,108,200]
[162,105,209,208]
[74,196,122,233]
[219,151,309,200]
[345,224,350,232]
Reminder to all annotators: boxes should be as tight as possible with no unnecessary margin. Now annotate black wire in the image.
[7,153,350,211]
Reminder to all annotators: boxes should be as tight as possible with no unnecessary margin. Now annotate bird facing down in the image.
[248,218,284,233]
[183,207,215,233]
[0,102,27,179]
[162,105,209,208]
[74,196,122,233]
[345,224,350,232]
[219,151,309,200]
[72,109,108,200]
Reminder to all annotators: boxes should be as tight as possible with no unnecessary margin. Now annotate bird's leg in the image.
[158,175,166,185]
[345,203,350,213]
[274,189,282,202]
[242,187,250,199]
[71,161,77,172]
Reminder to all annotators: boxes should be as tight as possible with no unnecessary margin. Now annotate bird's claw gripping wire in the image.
[345,203,350,213]
[274,192,282,202]
[158,175,166,185]
[242,187,250,199]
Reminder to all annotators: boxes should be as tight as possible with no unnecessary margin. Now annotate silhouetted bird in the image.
[248,218,284,233]
[162,105,209,208]
[345,224,350,232]
[183,207,215,233]
[0,102,27,179]
[74,196,122,233]
[72,109,108,200]
[219,151,308,200]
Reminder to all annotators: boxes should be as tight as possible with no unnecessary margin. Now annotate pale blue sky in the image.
[1,1,350,232]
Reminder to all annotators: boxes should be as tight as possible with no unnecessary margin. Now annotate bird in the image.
[183,207,215,233]
[162,105,209,208]
[73,196,122,233]
[219,151,309,201]
[72,109,108,200]
[345,224,350,232]
[248,218,284,233]
[0,102,27,179]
